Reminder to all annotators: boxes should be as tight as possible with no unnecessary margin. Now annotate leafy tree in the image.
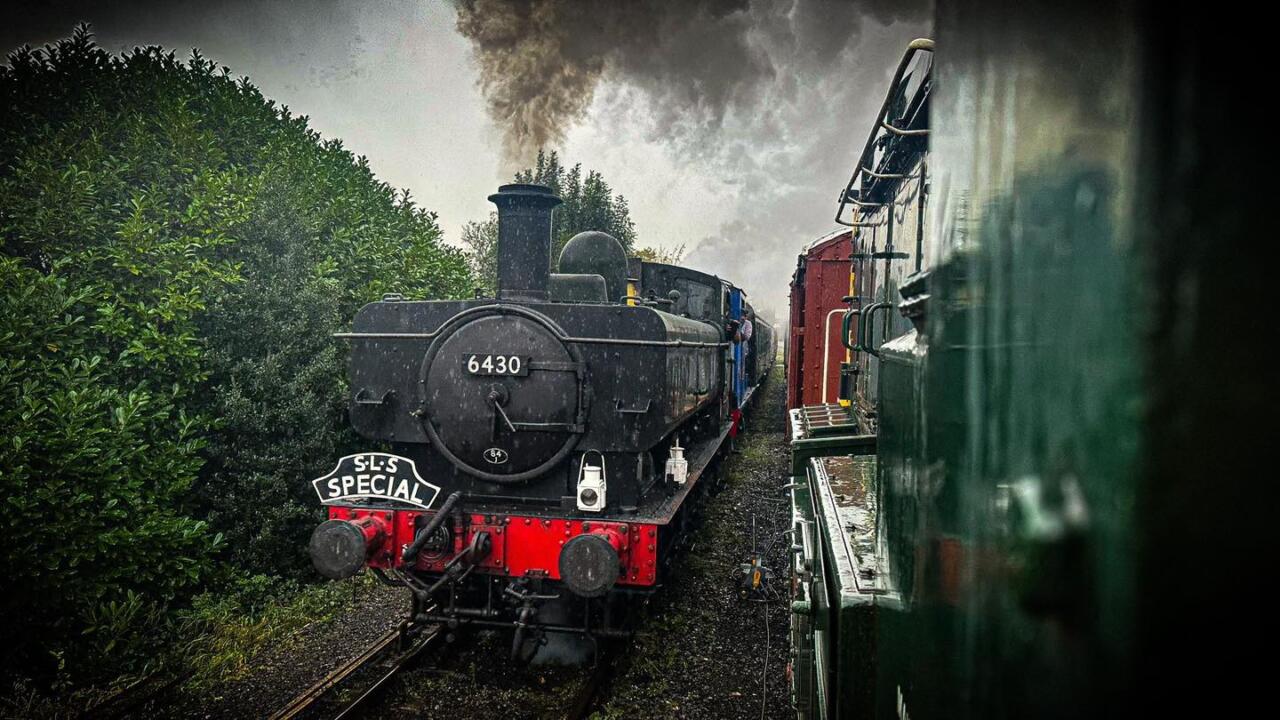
[634,243,687,265]
[515,150,638,256]
[464,150,638,289]
[514,148,640,254]
[460,212,499,293]
[0,27,471,682]
[0,257,225,681]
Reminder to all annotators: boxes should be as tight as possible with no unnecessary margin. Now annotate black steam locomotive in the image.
[308,183,773,655]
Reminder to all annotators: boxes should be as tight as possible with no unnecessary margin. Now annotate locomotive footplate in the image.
[320,416,735,592]
[325,506,661,587]
[629,417,733,524]
[311,370,766,649]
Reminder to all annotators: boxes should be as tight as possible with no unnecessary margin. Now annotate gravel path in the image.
[598,375,793,719]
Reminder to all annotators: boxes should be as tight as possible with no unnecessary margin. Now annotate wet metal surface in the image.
[822,455,879,579]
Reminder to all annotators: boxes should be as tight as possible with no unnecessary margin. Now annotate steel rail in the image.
[565,644,623,720]
[330,626,441,720]
[268,623,442,720]
[268,629,399,720]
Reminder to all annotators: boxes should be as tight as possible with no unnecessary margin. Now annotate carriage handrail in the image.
[836,37,934,227]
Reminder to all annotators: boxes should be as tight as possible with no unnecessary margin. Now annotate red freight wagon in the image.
[787,230,852,410]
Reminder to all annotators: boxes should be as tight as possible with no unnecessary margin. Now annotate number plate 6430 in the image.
[463,354,528,376]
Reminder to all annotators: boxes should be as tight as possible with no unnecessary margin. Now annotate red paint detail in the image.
[351,514,388,548]
[787,230,853,409]
[730,409,743,437]
[585,527,624,552]
[325,507,394,564]
[329,506,660,588]
[935,536,965,606]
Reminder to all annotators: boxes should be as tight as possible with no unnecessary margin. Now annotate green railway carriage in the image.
[786,32,934,719]
[787,2,1267,717]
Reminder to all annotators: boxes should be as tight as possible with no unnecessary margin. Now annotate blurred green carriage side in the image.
[790,1,1266,717]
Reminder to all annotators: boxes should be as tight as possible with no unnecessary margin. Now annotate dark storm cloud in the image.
[2,1,366,86]
[452,0,931,316]
[4,1,934,316]
[450,0,927,165]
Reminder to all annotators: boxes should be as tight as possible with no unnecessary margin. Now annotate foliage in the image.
[515,149,637,256]
[634,243,686,265]
[0,258,226,681]
[463,149,639,290]
[177,573,369,688]
[190,124,468,577]
[0,574,372,718]
[0,27,471,684]
[460,212,500,293]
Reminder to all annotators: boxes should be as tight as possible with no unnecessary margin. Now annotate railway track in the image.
[270,624,620,720]
[77,671,190,719]
[268,621,443,720]
[563,642,623,720]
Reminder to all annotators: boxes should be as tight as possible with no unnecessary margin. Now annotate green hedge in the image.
[0,28,471,682]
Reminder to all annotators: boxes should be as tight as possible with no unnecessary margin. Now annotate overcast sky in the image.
[3,1,930,317]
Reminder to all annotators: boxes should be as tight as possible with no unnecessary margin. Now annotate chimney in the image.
[487,183,562,302]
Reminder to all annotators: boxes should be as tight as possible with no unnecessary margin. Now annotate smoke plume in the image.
[452,0,926,165]
[452,0,932,315]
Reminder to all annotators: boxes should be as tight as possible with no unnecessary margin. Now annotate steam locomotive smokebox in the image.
[420,305,585,483]
[489,183,562,302]
[344,180,730,496]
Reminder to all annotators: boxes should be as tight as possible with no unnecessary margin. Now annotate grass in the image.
[178,573,374,689]
[0,573,373,719]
